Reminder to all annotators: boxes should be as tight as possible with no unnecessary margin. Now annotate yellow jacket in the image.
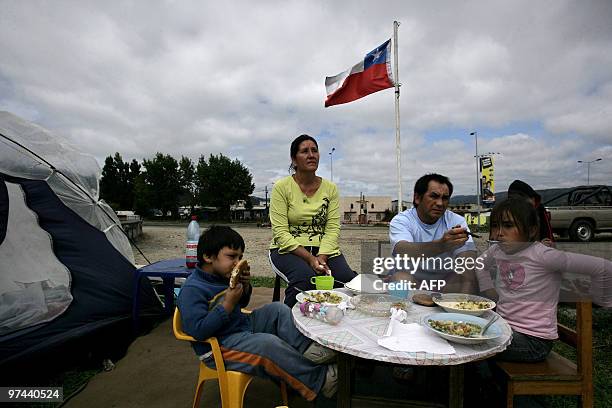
[269,175,341,256]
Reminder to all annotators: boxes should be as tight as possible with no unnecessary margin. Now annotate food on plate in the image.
[304,291,343,304]
[412,293,435,306]
[437,300,492,310]
[229,259,249,289]
[428,319,481,337]
[391,301,407,309]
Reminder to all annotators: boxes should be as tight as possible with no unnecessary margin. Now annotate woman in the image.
[269,134,356,307]
[507,180,554,246]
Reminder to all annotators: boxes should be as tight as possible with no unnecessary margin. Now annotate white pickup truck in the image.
[545,185,612,242]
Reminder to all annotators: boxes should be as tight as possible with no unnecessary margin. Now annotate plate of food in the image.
[351,294,410,317]
[422,312,502,345]
[431,293,495,316]
[343,274,387,294]
[295,290,350,305]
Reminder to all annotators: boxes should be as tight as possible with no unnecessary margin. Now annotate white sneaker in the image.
[303,342,337,364]
[321,364,338,398]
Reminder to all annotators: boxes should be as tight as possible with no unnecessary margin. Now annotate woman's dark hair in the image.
[289,134,318,172]
[489,198,540,242]
[413,173,453,206]
[197,225,245,266]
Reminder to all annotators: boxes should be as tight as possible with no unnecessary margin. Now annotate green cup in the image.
[310,275,334,290]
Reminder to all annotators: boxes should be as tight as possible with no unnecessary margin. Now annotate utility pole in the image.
[264,185,269,220]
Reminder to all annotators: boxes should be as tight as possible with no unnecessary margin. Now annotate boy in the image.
[177,226,337,401]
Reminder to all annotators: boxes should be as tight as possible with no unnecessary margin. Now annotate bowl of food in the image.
[295,290,350,306]
[422,312,502,345]
[351,294,410,317]
[431,293,495,316]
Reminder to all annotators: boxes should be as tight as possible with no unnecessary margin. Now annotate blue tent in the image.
[0,112,163,373]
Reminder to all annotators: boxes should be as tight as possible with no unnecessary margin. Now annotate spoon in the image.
[479,314,500,336]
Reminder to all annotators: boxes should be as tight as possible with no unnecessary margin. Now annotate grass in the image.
[540,306,612,408]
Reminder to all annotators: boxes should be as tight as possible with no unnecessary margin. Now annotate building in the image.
[339,195,392,224]
[230,199,268,221]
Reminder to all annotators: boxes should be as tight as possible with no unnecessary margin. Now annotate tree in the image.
[178,156,197,213]
[100,153,141,211]
[196,154,254,220]
[141,153,182,218]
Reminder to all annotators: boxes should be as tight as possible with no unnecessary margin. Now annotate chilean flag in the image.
[324,39,394,107]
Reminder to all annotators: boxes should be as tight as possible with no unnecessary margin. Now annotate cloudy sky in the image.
[1,0,611,200]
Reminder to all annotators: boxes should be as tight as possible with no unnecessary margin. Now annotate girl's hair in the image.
[288,134,318,173]
[490,198,540,241]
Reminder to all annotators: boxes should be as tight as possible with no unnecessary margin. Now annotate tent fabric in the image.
[0,111,133,263]
[0,112,164,367]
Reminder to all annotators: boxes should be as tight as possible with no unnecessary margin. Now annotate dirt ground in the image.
[131,224,490,277]
[132,224,391,277]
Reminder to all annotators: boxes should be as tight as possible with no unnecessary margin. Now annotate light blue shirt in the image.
[389,208,476,277]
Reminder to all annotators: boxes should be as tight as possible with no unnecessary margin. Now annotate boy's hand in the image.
[222,284,244,312]
[239,264,251,287]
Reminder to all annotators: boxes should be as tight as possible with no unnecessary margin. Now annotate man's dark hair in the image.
[197,225,245,266]
[413,173,453,206]
[490,198,540,242]
[289,134,318,172]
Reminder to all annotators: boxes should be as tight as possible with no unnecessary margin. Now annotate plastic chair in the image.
[172,308,288,408]
[268,251,288,302]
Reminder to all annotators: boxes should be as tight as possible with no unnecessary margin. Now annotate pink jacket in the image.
[477,242,611,339]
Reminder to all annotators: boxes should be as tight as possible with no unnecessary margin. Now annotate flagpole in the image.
[393,21,402,214]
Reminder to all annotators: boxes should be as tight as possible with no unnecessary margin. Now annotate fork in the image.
[479,314,500,336]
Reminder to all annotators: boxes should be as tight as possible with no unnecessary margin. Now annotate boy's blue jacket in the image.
[177,266,252,356]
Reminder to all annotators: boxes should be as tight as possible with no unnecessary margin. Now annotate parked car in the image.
[544,185,612,242]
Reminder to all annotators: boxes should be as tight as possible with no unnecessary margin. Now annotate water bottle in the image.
[185,215,200,268]
[299,302,344,325]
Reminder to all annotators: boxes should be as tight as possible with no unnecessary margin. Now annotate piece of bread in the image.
[412,293,435,307]
[229,259,249,289]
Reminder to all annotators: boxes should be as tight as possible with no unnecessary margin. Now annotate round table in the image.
[291,293,513,407]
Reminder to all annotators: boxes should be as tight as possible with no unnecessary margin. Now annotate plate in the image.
[352,294,410,317]
[344,274,387,294]
[422,312,502,345]
[295,290,350,305]
[432,293,496,316]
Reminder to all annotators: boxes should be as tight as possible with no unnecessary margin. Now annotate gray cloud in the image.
[1,0,611,199]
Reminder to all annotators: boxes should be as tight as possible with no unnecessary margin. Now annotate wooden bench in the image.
[494,301,593,408]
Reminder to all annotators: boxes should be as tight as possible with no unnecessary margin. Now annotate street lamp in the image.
[577,158,603,185]
[329,147,336,182]
[470,132,480,228]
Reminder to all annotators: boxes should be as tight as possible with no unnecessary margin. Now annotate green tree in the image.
[100,153,141,211]
[178,156,197,213]
[196,154,254,220]
[141,153,182,218]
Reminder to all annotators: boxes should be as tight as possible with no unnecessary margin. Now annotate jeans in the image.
[204,302,327,401]
[496,330,554,362]
[269,248,356,307]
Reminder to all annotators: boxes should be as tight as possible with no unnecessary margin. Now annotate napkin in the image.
[378,320,456,354]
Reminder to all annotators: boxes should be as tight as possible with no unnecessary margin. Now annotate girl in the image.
[477,198,611,362]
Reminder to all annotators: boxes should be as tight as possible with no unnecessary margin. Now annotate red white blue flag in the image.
[324,39,394,107]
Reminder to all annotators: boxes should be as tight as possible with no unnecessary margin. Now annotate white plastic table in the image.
[292,296,512,408]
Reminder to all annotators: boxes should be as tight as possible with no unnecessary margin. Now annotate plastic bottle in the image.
[185,215,200,268]
[299,302,344,325]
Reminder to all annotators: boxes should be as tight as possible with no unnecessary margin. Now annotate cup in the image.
[310,275,334,290]
[388,280,410,299]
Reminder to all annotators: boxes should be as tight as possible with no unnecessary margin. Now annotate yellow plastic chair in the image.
[173,308,288,408]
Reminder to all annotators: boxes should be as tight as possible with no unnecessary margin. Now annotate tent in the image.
[0,111,163,374]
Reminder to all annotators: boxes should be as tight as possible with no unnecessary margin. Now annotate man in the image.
[389,173,478,293]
